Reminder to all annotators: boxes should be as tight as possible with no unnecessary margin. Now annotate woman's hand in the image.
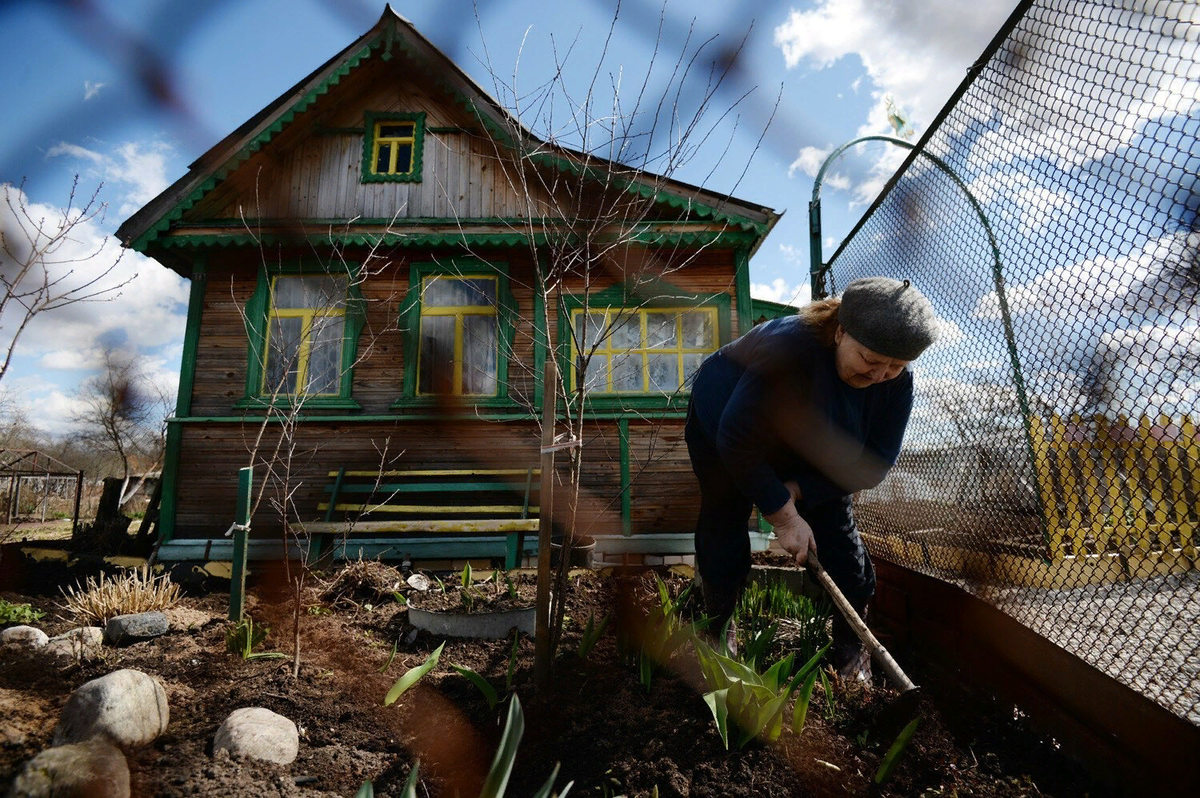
[764,502,817,567]
[783,480,802,504]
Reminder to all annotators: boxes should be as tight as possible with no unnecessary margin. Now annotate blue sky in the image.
[0,0,1023,436]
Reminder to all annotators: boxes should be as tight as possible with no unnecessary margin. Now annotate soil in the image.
[1,558,1110,798]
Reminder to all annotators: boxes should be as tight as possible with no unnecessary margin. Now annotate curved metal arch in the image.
[808,135,1045,545]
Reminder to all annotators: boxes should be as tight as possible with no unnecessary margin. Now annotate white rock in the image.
[44,627,104,661]
[0,626,49,648]
[406,573,431,591]
[7,738,130,798]
[212,707,299,765]
[53,669,170,747]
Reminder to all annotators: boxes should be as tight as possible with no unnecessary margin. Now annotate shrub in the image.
[58,566,182,625]
[0,598,45,625]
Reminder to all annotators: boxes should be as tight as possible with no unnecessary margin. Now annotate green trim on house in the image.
[524,151,768,235]
[734,247,754,338]
[749,297,800,324]
[531,257,549,410]
[392,258,517,407]
[158,422,183,544]
[166,410,689,425]
[158,231,536,250]
[152,228,757,252]
[129,17,772,255]
[242,261,367,406]
[555,281,732,413]
[361,111,426,183]
[131,42,375,251]
[175,259,207,417]
[619,417,631,536]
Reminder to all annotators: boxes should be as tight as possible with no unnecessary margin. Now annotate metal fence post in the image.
[228,466,252,622]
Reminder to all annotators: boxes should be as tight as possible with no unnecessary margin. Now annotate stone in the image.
[212,707,299,765]
[0,626,49,649]
[43,627,104,661]
[7,738,130,798]
[53,669,169,747]
[104,611,169,645]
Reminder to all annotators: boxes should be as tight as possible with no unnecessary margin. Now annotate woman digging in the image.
[685,276,939,681]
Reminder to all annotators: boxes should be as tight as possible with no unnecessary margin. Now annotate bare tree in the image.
[71,346,171,504]
[447,5,777,667]
[0,177,135,386]
[235,212,409,678]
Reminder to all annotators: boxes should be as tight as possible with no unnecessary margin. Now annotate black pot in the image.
[549,534,595,568]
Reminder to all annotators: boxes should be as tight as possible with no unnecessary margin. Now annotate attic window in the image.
[363,111,425,183]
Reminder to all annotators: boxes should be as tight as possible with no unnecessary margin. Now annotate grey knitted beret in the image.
[838,277,938,360]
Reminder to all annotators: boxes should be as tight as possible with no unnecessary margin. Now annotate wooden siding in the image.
[627,420,697,534]
[186,52,555,223]
[172,418,694,539]
[186,245,737,417]
[188,247,543,417]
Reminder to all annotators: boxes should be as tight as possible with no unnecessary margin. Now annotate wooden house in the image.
[117,7,780,565]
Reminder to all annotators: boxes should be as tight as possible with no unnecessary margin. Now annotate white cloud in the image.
[46,142,105,164]
[968,172,1076,235]
[972,231,1191,323]
[750,278,811,307]
[931,317,964,349]
[774,0,1020,138]
[47,139,174,216]
[84,81,106,101]
[0,182,188,435]
[788,145,832,178]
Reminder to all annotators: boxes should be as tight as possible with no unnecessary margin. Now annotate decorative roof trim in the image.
[125,9,776,253]
[154,228,759,250]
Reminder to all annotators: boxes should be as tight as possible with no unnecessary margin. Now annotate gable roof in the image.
[117,6,779,258]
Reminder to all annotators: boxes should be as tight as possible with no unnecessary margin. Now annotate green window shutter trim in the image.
[555,281,731,410]
[242,261,365,404]
[361,111,426,184]
[397,259,515,403]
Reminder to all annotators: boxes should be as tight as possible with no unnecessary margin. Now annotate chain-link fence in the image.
[819,0,1199,724]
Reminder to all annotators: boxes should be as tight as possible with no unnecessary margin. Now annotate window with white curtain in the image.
[417,275,499,396]
[263,275,348,396]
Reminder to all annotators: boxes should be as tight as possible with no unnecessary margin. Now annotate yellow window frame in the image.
[263,276,347,396]
[371,120,416,176]
[417,276,499,396]
[571,306,719,394]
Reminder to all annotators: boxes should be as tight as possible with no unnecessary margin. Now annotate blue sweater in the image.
[689,316,913,515]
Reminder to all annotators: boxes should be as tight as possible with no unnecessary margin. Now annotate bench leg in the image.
[505,533,519,570]
[307,533,336,568]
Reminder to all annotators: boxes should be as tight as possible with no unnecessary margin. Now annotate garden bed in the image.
[1,559,1108,797]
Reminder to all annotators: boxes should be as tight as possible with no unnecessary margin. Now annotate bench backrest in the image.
[320,468,541,522]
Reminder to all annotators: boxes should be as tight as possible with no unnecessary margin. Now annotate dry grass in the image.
[58,566,182,625]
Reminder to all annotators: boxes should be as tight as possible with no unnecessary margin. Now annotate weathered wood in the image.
[319,502,540,515]
[303,519,540,534]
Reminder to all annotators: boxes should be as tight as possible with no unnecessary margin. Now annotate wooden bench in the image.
[304,468,540,568]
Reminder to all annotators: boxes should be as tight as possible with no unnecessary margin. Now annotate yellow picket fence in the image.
[1029,414,1199,561]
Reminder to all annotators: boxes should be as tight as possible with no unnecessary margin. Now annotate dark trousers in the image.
[685,411,875,662]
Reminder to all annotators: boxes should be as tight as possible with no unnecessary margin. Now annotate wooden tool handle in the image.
[808,553,917,693]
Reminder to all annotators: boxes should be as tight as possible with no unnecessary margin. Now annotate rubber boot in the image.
[701,579,742,657]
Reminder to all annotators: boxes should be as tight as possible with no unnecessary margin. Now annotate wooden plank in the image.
[1182,415,1198,554]
[303,519,540,534]
[1139,414,1168,551]
[330,469,541,477]
[1165,416,1188,537]
[327,482,540,494]
[319,502,539,515]
[1029,415,1064,557]
[1055,415,1082,555]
